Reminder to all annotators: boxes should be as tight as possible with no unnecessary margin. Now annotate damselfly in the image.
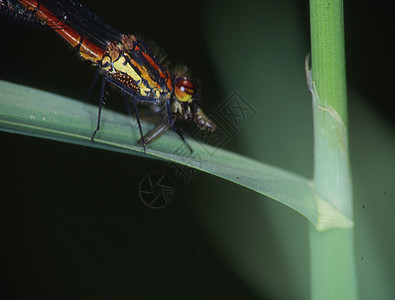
[0,0,215,152]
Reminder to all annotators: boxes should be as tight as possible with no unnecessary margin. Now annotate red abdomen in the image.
[18,0,105,63]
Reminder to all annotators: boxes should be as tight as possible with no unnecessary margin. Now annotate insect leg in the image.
[173,126,193,153]
[127,96,146,153]
[90,76,106,141]
[138,123,170,145]
[164,99,193,152]
[165,99,175,129]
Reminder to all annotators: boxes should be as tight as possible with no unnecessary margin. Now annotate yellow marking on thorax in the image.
[112,55,141,83]
[127,59,158,89]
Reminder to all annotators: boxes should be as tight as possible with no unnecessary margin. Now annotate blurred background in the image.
[1,0,394,299]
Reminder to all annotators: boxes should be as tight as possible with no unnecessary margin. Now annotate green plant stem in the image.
[309,0,357,299]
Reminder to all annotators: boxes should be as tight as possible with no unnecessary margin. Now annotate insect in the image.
[1,0,215,152]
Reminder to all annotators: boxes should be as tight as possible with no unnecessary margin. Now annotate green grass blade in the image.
[0,80,351,229]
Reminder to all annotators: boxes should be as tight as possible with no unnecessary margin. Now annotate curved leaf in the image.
[0,80,352,229]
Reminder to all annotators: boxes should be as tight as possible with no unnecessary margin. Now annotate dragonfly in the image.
[0,0,215,152]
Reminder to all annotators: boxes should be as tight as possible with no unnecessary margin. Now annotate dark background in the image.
[0,0,394,299]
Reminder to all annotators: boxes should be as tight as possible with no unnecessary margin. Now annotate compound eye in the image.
[175,79,194,102]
